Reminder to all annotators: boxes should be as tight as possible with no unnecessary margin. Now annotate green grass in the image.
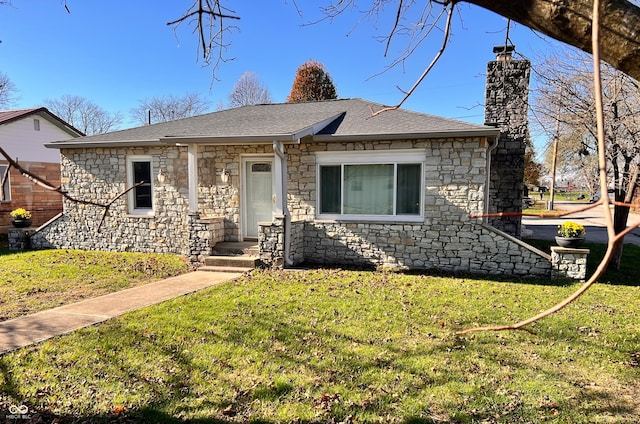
[532,191,591,202]
[1,268,639,423]
[0,249,189,321]
[525,240,640,286]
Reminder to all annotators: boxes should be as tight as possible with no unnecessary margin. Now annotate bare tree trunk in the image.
[610,166,639,268]
[463,0,640,81]
[609,203,629,268]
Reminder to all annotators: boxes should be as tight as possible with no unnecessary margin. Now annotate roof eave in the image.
[46,135,304,149]
[161,135,299,145]
[312,128,500,142]
[46,127,500,149]
[45,139,163,149]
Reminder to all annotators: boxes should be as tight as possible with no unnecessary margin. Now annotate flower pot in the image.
[555,236,585,248]
[11,219,32,228]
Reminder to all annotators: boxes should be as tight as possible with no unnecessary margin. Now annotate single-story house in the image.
[0,107,83,233]
[22,49,579,278]
[30,95,552,277]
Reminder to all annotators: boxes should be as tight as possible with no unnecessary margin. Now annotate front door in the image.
[243,158,275,239]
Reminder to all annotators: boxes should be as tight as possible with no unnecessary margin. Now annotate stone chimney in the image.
[484,45,531,238]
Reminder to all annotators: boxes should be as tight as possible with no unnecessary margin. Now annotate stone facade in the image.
[28,146,230,264]
[24,135,560,278]
[25,128,559,278]
[485,47,531,237]
[265,138,551,277]
[187,215,225,266]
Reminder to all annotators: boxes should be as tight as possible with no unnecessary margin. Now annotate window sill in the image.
[126,212,155,218]
[315,215,424,224]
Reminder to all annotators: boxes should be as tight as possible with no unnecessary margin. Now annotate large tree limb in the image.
[458,0,640,335]
[460,0,640,81]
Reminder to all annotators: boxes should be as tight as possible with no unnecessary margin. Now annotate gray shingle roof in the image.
[46,98,498,148]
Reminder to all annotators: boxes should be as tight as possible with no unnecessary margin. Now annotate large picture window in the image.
[126,156,154,215]
[0,165,10,202]
[317,151,423,221]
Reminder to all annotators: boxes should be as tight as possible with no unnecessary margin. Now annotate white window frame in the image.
[316,150,425,222]
[126,155,154,216]
[0,164,10,202]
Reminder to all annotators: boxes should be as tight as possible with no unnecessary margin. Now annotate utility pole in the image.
[548,91,562,211]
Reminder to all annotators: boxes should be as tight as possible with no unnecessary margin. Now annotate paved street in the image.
[522,201,640,246]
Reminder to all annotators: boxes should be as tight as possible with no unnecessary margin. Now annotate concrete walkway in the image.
[0,270,242,355]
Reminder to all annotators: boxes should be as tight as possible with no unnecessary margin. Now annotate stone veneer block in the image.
[8,227,32,250]
[551,246,590,281]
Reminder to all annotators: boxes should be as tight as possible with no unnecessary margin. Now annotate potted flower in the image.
[556,221,586,248]
[9,208,32,228]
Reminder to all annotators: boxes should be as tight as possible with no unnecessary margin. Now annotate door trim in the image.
[241,155,275,240]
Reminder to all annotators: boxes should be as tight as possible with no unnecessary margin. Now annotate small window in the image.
[0,165,10,202]
[33,119,40,131]
[251,163,272,173]
[126,156,154,215]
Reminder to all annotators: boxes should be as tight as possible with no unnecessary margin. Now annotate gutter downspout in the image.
[484,135,499,222]
[273,140,294,266]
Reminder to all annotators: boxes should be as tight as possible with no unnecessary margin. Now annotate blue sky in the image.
[1,1,559,131]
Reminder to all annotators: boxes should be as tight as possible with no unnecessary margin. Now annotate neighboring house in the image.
[30,48,554,277]
[0,108,84,233]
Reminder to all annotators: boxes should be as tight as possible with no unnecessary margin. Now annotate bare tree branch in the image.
[167,0,240,78]
[368,3,454,116]
[460,0,640,82]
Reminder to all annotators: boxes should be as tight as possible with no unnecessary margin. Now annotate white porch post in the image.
[273,140,293,265]
[273,141,285,215]
[187,144,199,213]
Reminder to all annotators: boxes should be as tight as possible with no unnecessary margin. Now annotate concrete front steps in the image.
[198,242,260,273]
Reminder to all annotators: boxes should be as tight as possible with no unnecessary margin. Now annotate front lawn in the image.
[0,249,189,321]
[1,268,638,423]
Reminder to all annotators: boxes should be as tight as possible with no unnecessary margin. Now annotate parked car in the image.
[523,196,535,209]
[590,188,615,203]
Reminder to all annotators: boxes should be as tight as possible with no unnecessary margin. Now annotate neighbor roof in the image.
[0,107,85,137]
[46,99,498,148]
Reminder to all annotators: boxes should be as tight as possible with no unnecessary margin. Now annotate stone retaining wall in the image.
[300,221,551,276]
[187,215,225,266]
[258,217,305,267]
[258,218,591,279]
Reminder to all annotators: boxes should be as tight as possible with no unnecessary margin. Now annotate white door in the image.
[244,158,275,239]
